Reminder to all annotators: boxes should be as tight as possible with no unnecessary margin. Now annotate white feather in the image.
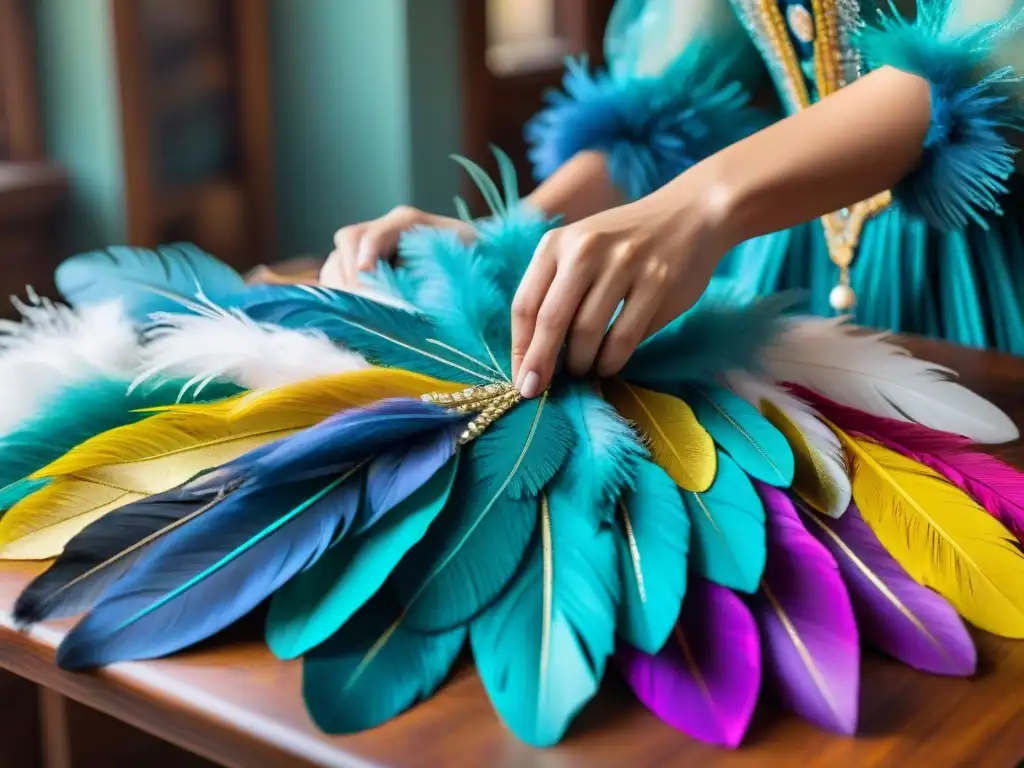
[136,304,369,394]
[0,292,138,434]
[727,371,851,518]
[760,317,1019,444]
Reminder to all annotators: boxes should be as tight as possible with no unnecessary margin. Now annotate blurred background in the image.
[0,0,615,297]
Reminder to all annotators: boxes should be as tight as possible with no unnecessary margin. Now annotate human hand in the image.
[510,187,731,397]
[320,205,476,290]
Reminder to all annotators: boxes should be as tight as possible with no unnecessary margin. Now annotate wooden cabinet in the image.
[110,0,274,270]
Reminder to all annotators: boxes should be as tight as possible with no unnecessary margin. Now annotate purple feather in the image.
[799,503,976,677]
[617,577,761,748]
[752,484,860,735]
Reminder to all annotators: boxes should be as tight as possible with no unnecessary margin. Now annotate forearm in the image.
[524,150,624,223]
[666,67,932,246]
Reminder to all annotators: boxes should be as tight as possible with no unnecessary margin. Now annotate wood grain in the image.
[0,337,1022,768]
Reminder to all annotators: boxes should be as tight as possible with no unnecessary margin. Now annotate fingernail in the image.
[519,371,540,399]
[356,246,374,271]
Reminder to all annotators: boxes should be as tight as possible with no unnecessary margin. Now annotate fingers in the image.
[332,205,424,276]
[596,264,667,377]
[511,235,557,386]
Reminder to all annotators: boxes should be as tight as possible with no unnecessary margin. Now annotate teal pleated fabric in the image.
[723,181,1024,355]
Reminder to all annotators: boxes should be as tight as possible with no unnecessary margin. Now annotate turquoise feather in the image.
[0,378,240,507]
[55,244,245,322]
[303,589,466,734]
[682,449,765,593]
[470,476,620,747]
[615,460,689,654]
[682,384,794,487]
[265,458,459,660]
[0,478,49,511]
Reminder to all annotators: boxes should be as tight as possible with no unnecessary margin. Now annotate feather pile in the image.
[2,156,1023,750]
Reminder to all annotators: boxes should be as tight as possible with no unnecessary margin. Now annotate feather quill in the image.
[753,485,860,735]
[794,386,1024,542]
[762,318,1018,443]
[799,502,976,676]
[604,379,716,492]
[727,373,851,518]
[682,450,765,593]
[470,485,620,748]
[839,432,1024,638]
[617,578,761,748]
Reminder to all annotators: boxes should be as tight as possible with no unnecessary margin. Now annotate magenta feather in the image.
[799,502,976,676]
[616,577,761,749]
[752,483,860,735]
[791,385,1024,543]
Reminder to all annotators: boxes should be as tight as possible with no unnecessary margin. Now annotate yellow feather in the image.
[0,368,463,560]
[604,379,716,492]
[762,400,844,516]
[839,430,1024,638]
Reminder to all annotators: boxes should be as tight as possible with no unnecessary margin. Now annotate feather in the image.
[136,303,369,391]
[0,297,137,436]
[303,589,466,734]
[14,484,223,623]
[559,382,646,506]
[603,379,716,492]
[752,484,860,735]
[682,384,794,487]
[728,373,851,518]
[762,317,1018,443]
[794,386,1024,542]
[839,433,1024,638]
[266,457,459,660]
[682,450,765,593]
[470,484,620,748]
[799,502,976,676]
[0,478,49,511]
[621,291,794,387]
[241,285,502,385]
[55,243,245,321]
[615,460,690,654]
[56,470,364,669]
[616,577,761,748]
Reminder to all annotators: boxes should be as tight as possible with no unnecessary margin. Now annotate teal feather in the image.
[556,383,644,509]
[470,474,620,747]
[682,384,794,488]
[0,478,49,511]
[622,292,795,387]
[682,449,766,593]
[266,458,459,660]
[55,244,245,322]
[615,460,689,654]
[303,589,466,734]
[0,377,240,507]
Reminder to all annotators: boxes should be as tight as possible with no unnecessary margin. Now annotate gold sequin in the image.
[786,5,815,44]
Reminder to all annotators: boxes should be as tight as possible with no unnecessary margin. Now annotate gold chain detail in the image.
[422,383,522,445]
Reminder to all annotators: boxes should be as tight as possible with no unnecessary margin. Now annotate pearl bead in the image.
[829,283,857,311]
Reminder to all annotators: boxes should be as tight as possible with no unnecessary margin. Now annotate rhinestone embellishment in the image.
[422,383,522,445]
[787,4,815,44]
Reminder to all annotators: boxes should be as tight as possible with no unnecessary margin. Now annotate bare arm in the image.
[525,150,625,223]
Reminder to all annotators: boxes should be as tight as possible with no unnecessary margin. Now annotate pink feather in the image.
[790,385,1024,543]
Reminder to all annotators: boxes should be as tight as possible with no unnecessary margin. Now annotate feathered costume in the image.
[529,0,1024,352]
[1,153,1023,750]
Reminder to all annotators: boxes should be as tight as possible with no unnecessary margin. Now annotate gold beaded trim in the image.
[421,382,522,445]
[755,0,891,300]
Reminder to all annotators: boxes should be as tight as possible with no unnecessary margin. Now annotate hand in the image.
[320,205,476,290]
[510,187,731,397]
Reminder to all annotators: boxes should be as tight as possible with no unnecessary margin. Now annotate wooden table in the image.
[2,337,1023,768]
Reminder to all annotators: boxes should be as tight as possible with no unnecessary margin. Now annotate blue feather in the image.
[616,459,689,654]
[266,457,459,660]
[623,290,795,387]
[303,589,466,734]
[55,243,245,322]
[682,384,795,488]
[56,472,363,669]
[681,449,766,593]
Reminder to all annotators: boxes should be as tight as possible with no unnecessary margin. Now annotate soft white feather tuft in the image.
[760,317,1019,444]
[137,304,370,394]
[0,292,139,434]
[727,371,851,518]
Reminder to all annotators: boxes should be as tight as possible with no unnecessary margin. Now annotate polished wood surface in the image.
[1,338,1023,768]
